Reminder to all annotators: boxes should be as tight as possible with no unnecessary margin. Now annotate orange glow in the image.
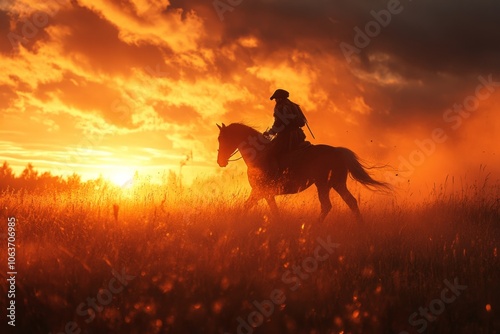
[107,169,135,187]
[0,0,498,195]
[3,2,499,333]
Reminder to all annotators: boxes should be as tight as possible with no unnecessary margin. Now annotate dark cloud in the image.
[163,0,500,137]
[359,0,500,75]
[55,4,170,76]
[172,0,500,78]
[224,0,500,74]
[0,9,52,54]
[0,11,12,54]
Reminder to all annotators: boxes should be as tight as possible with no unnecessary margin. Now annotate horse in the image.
[216,122,389,222]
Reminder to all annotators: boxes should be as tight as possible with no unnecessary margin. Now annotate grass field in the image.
[1,172,499,334]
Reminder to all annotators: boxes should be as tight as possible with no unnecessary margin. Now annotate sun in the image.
[108,170,135,188]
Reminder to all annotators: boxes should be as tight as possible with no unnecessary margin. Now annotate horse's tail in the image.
[339,147,391,191]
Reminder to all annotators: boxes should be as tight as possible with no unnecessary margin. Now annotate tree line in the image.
[0,161,103,192]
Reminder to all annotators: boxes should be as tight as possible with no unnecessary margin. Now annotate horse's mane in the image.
[225,123,261,137]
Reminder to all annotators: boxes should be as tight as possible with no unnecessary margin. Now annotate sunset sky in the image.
[1,0,499,187]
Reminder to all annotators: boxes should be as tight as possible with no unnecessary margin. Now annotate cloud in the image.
[77,0,204,52]
[0,0,499,184]
[55,4,166,75]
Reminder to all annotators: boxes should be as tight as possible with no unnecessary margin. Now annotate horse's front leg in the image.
[244,189,260,211]
[265,196,280,219]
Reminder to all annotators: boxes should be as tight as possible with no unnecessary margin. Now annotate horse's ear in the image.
[216,123,222,130]
[222,123,226,128]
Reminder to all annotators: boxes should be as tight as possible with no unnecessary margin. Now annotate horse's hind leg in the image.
[331,182,363,223]
[316,184,332,222]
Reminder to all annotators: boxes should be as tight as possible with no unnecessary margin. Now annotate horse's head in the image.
[217,122,265,167]
[217,123,236,167]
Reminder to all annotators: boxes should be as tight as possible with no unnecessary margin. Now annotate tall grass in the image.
[0,173,499,334]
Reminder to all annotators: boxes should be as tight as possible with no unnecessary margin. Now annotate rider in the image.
[263,89,307,175]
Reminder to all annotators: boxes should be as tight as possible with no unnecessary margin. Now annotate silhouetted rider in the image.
[263,89,307,175]
[264,89,307,152]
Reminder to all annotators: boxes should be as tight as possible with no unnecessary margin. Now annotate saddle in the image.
[277,141,312,170]
[259,135,311,180]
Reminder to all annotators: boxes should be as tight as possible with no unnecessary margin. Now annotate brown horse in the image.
[216,123,388,222]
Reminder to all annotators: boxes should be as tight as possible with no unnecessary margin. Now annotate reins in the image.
[227,149,243,162]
